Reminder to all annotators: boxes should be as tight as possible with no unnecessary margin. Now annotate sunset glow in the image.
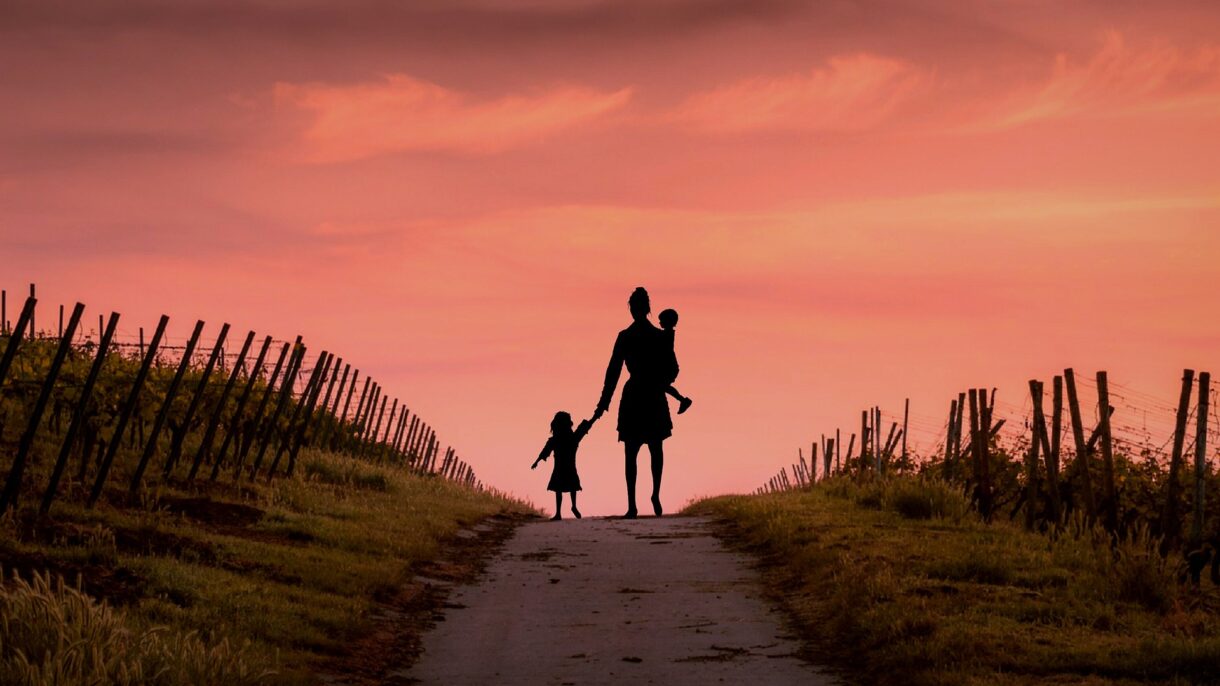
[2,0,1219,513]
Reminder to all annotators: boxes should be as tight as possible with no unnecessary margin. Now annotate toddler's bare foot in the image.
[678,397,693,414]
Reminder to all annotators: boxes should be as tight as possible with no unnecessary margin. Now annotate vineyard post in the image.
[404,416,419,464]
[859,410,869,479]
[874,407,883,472]
[58,304,63,338]
[269,350,329,478]
[980,388,994,519]
[1051,376,1063,491]
[383,401,398,446]
[213,336,276,480]
[347,375,372,449]
[1192,371,1211,545]
[285,352,335,477]
[41,311,119,515]
[1024,380,1043,531]
[825,438,834,481]
[953,393,966,462]
[317,356,343,433]
[0,302,83,512]
[902,398,909,466]
[390,409,407,458]
[333,368,360,448]
[320,362,350,446]
[188,330,255,480]
[28,283,34,339]
[835,428,841,473]
[355,383,379,448]
[165,323,231,476]
[89,315,169,508]
[128,320,205,497]
[0,297,37,391]
[843,433,855,474]
[1031,379,1061,524]
[810,444,817,483]
[1096,371,1118,532]
[235,338,295,474]
[250,342,305,479]
[1,288,5,334]
[1162,369,1196,548]
[799,448,809,484]
[968,389,980,504]
[362,394,388,458]
[943,399,957,476]
[363,386,384,446]
[1064,368,1096,521]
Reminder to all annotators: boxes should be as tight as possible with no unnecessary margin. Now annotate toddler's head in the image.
[550,411,573,436]
[658,308,679,330]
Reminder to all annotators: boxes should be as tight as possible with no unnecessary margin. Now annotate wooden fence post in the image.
[212,336,274,480]
[89,315,169,507]
[902,398,910,466]
[1030,379,1061,524]
[346,375,372,449]
[0,297,37,392]
[0,302,83,512]
[28,284,35,339]
[128,320,204,497]
[1192,371,1211,545]
[269,350,329,478]
[1096,371,1118,532]
[250,342,305,479]
[1024,380,1043,531]
[233,339,293,476]
[824,438,834,481]
[1063,368,1096,520]
[319,362,350,447]
[285,352,335,477]
[859,410,869,478]
[1162,369,1196,548]
[41,311,119,515]
[188,331,255,480]
[943,399,957,476]
[164,323,231,477]
[835,428,841,474]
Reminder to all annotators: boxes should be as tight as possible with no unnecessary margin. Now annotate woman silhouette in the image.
[595,287,677,518]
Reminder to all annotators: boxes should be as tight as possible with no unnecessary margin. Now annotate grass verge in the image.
[685,477,1220,686]
[0,448,533,685]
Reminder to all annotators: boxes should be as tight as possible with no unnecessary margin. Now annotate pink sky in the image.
[2,0,1219,513]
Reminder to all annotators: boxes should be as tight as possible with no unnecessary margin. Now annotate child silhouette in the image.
[531,411,594,520]
[658,308,693,415]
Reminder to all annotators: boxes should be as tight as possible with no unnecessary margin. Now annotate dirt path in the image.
[402,515,838,685]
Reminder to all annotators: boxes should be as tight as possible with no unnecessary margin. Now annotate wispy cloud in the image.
[985,31,1220,129]
[667,54,926,133]
[275,74,632,161]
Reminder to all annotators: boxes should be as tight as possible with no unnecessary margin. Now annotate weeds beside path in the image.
[0,448,533,685]
[686,478,1220,686]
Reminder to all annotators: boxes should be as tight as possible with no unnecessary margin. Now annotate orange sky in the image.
[2,0,1219,514]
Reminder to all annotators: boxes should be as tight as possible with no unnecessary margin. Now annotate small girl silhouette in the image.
[532,411,594,520]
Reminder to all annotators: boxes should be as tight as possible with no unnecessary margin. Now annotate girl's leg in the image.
[551,492,562,520]
[571,492,581,519]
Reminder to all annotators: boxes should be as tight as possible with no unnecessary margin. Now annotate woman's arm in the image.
[596,332,625,417]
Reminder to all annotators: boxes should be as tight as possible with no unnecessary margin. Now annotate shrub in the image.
[302,455,391,492]
[0,569,273,686]
[882,478,970,522]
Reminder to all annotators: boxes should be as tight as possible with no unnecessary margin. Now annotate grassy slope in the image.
[0,448,532,684]
[685,478,1220,686]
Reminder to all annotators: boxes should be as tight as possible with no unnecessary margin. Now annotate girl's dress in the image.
[541,419,591,492]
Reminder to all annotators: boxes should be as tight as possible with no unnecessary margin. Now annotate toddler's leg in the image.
[551,492,562,520]
[571,492,581,519]
[669,385,693,414]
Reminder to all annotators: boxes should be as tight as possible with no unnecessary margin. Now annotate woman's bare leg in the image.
[552,492,562,520]
[648,440,664,516]
[571,492,581,519]
[624,441,642,518]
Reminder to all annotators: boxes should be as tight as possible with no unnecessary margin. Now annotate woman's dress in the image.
[598,319,676,444]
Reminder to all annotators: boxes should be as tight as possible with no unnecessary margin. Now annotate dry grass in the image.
[0,448,533,685]
[685,477,1220,686]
